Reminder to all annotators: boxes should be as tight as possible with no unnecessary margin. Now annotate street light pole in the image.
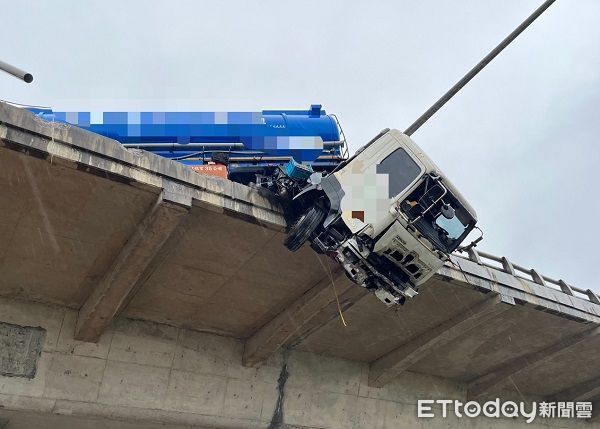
[0,60,33,83]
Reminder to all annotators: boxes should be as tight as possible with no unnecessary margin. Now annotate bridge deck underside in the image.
[1,103,598,404]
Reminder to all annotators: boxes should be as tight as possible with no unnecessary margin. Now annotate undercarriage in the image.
[307,217,419,307]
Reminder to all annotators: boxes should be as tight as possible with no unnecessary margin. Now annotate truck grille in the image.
[383,246,429,282]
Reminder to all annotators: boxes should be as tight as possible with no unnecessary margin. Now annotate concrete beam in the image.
[549,376,600,402]
[243,268,365,367]
[288,284,369,347]
[75,191,190,342]
[468,326,600,399]
[592,399,600,422]
[369,294,511,387]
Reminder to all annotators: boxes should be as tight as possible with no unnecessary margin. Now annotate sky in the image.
[1,0,599,292]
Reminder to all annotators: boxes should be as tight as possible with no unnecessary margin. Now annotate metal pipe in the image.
[121,141,345,149]
[476,250,503,263]
[404,0,556,136]
[177,155,345,162]
[0,60,33,83]
[511,262,531,274]
[456,249,592,299]
[122,143,245,149]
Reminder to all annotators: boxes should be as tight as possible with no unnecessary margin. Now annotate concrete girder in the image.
[468,326,600,399]
[243,267,367,367]
[549,376,600,402]
[368,293,512,388]
[75,191,190,342]
[592,399,600,422]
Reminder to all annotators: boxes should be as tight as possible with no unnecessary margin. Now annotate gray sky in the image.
[1,0,599,292]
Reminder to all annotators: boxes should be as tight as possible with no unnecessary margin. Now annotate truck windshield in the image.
[435,215,467,239]
[400,177,475,253]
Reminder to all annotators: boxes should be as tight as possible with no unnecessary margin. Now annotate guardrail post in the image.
[467,248,483,264]
[557,280,575,296]
[587,289,600,305]
[500,257,516,276]
[529,269,546,286]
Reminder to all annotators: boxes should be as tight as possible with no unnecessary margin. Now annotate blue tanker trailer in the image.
[28,104,346,186]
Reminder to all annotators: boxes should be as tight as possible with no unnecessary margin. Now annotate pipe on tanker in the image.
[0,60,33,83]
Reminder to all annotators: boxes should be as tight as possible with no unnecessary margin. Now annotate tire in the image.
[284,205,326,251]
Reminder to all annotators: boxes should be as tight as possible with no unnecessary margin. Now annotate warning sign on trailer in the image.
[191,164,228,179]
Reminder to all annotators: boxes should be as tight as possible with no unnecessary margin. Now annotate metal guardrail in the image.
[455,248,600,305]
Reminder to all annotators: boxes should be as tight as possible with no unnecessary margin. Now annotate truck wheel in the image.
[284,205,326,251]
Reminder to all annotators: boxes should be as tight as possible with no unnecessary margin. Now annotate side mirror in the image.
[441,203,455,219]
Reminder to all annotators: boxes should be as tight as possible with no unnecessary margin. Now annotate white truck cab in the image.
[285,129,477,306]
[282,0,556,307]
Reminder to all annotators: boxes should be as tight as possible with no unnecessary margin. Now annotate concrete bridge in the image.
[0,101,598,428]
